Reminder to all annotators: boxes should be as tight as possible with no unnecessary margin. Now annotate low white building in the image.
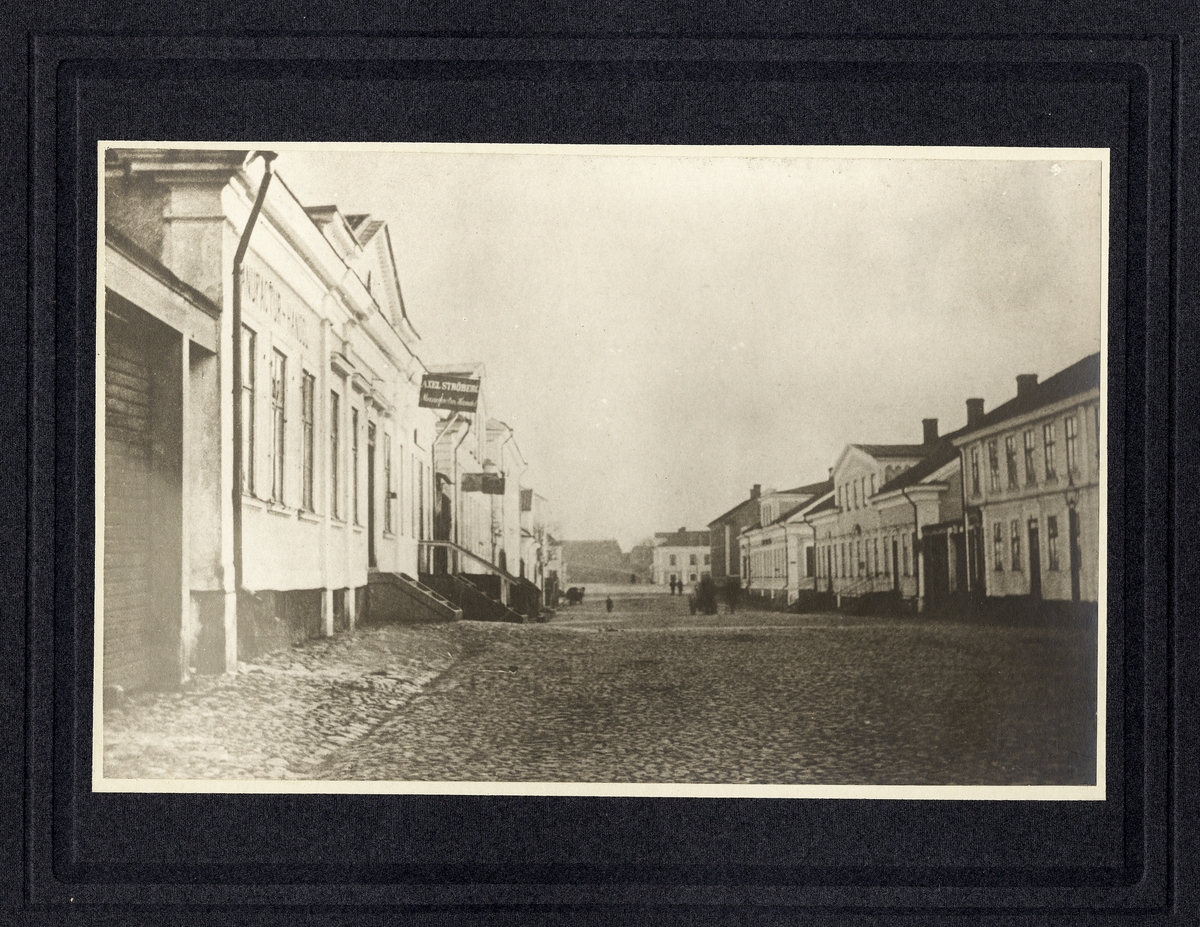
[738,481,833,604]
[652,529,712,588]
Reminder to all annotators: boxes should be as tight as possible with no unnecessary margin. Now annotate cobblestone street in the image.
[103,591,1098,786]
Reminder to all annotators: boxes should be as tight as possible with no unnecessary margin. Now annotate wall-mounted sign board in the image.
[419,374,480,412]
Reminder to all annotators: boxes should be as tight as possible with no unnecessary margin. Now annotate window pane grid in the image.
[301,372,315,511]
[240,327,255,495]
[271,350,286,503]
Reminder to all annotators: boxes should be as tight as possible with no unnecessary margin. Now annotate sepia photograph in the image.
[95,143,1106,798]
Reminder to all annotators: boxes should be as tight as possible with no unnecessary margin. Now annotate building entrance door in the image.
[966,518,986,600]
[367,422,377,568]
[1028,518,1042,600]
[892,539,900,594]
[1068,507,1081,602]
[924,532,949,608]
[104,297,183,690]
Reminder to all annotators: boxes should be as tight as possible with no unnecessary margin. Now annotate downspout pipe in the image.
[958,449,970,596]
[231,151,277,597]
[452,417,473,559]
[428,413,460,572]
[900,486,920,608]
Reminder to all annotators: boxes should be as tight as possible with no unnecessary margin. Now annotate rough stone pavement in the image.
[316,600,1098,785]
[103,594,1098,787]
[102,622,465,780]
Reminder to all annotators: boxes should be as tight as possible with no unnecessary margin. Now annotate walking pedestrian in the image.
[605,595,614,613]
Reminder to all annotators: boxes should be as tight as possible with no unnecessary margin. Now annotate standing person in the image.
[605,595,614,614]
[726,576,739,614]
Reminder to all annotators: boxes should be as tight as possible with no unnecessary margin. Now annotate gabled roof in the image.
[853,443,931,459]
[345,213,384,245]
[777,483,835,522]
[707,495,759,528]
[779,478,835,496]
[955,352,1101,439]
[875,436,963,495]
[655,530,711,547]
[805,494,838,516]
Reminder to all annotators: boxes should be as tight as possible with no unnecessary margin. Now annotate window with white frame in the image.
[301,371,315,511]
[1043,422,1057,480]
[330,391,340,519]
[352,407,360,524]
[240,326,255,495]
[1065,415,1079,475]
[270,349,286,503]
[383,431,393,533]
[1023,429,1037,485]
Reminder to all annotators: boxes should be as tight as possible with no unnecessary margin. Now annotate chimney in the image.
[1016,374,1038,399]
[751,484,761,499]
[966,397,985,427]
[828,467,833,479]
[922,418,939,445]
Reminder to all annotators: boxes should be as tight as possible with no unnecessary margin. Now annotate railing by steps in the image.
[366,571,462,624]
[419,539,545,616]
[420,572,528,624]
[833,574,905,614]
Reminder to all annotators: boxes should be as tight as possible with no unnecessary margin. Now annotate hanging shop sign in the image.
[463,473,506,495]
[419,374,481,412]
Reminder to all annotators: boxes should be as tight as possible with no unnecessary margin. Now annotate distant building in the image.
[871,416,974,611]
[561,539,628,584]
[520,489,552,589]
[739,481,834,604]
[707,485,766,587]
[652,529,712,587]
[425,367,548,620]
[952,354,1101,618]
[543,533,563,604]
[809,417,958,611]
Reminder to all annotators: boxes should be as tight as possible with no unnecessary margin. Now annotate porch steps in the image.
[367,571,462,624]
[421,573,529,624]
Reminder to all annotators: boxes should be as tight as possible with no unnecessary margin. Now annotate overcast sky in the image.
[275,146,1104,550]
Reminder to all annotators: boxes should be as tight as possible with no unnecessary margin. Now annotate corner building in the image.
[952,354,1101,619]
[102,149,445,690]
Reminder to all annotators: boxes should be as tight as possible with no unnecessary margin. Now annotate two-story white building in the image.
[952,354,1101,619]
[652,529,712,589]
[808,430,932,609]
[102,148,448,691]
[738,481,833,605]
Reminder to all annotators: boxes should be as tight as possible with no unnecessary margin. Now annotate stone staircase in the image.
[421,573,529,624]
[366,571,462,624]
